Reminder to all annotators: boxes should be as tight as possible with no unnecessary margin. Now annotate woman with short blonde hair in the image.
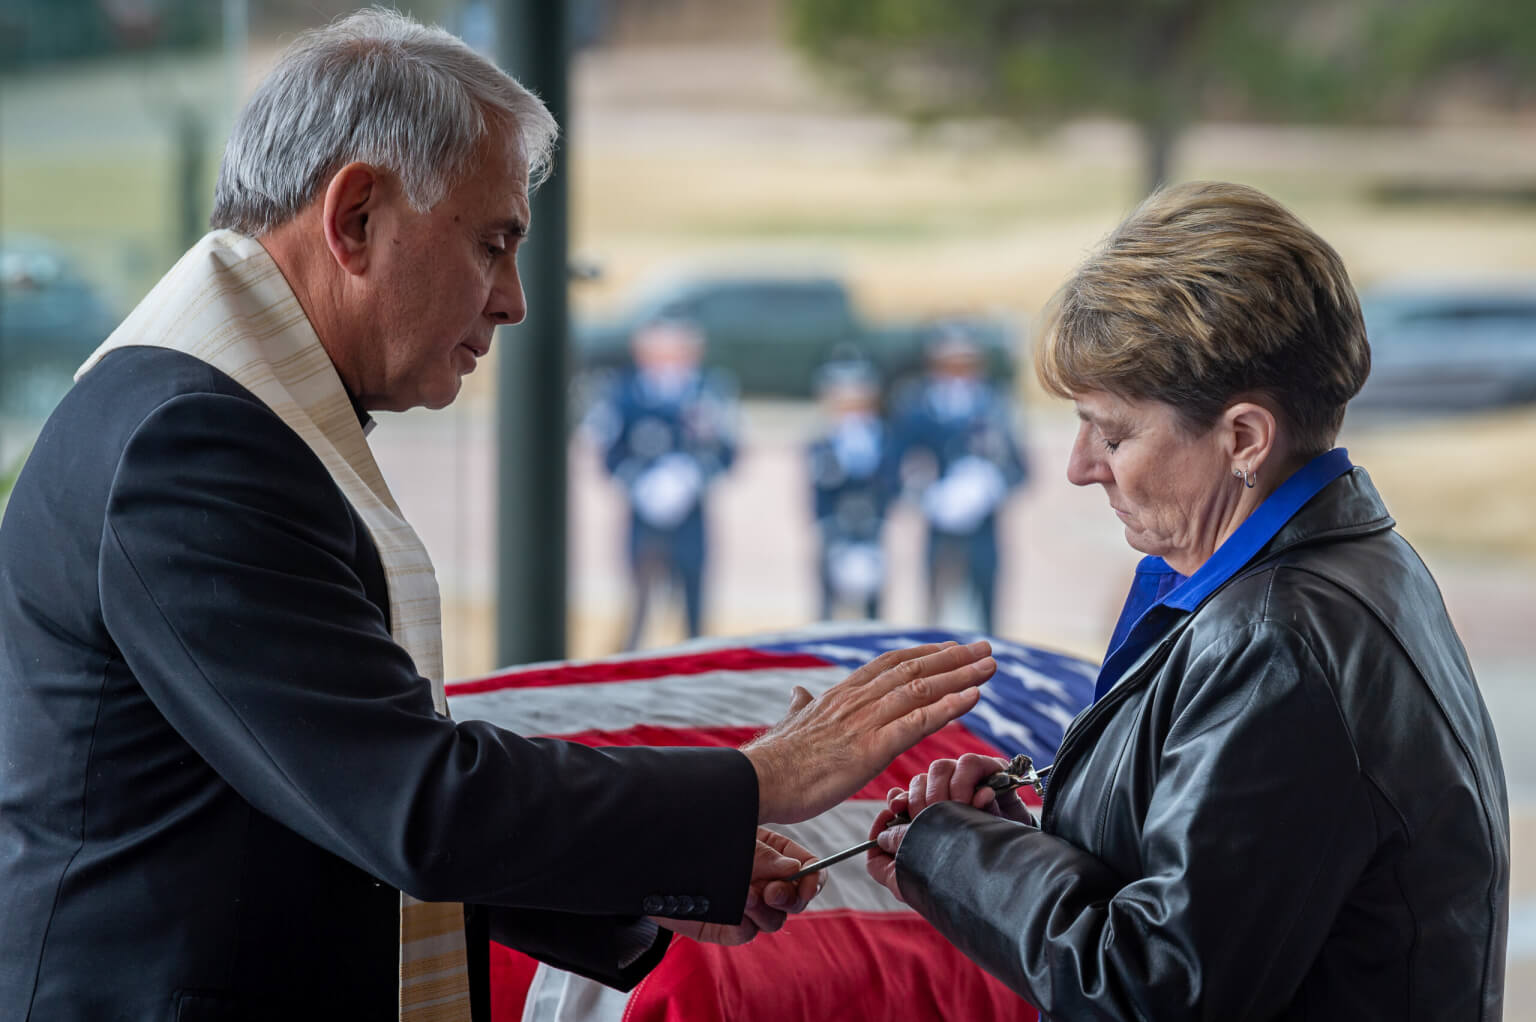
[869,181,1509,1020]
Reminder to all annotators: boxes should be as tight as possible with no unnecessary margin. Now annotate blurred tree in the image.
[787,0,1536,193]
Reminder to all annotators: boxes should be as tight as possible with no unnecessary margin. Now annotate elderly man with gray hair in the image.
[0,10,996,1020]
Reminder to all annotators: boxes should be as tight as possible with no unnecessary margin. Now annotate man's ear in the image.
[1223,400,1278,475]
[321,162,380,276]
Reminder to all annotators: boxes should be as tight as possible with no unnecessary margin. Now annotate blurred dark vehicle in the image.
[574,273,1016,398]
[0,0,220,70]
[1354,282,1536,412]
[1,236,118,420]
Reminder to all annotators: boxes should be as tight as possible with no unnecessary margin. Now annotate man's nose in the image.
[488,262,527,326]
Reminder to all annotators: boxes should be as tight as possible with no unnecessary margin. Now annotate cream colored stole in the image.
[77,230,472,1022]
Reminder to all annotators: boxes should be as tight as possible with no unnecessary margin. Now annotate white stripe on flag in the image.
[448,666,849,735]
[775,800,908,914]
[521,962,631,1022]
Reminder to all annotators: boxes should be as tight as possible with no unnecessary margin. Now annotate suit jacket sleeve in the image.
[97,392,757,965]
[894,619,1373,1020]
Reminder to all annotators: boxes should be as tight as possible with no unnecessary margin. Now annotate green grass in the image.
[2,147,221,310]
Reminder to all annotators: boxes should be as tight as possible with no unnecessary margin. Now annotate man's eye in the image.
[486,236,508,258]
[1102,439,1121,453]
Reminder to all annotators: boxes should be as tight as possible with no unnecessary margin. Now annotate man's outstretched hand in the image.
[742,641,996,825]
[653,828,823,946]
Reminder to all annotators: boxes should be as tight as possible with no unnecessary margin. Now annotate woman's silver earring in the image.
[1232,468,1244,481]
[1243,469,1256,489]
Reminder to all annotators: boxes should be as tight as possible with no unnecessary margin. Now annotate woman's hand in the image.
[865,802,910,901]
[907,753,1034,821]
[865,754,1034,900]
[654,828,824,946]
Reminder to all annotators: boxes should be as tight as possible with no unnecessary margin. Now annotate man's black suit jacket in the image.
[0,347,759,1020]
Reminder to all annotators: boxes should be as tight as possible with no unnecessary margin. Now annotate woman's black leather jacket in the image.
[897,469,1509,1020]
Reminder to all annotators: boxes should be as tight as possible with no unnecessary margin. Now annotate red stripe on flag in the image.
[490,911,1038,1022]
[446,648,832,695]
[543,721,1039,805]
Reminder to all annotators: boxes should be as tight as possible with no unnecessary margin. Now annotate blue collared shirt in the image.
[1094,448,1355,702]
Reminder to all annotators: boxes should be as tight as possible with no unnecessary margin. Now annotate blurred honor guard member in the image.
[0,11,1001,1020]
[592,319,738,649]
[889,326,1028,633]
[807,358,892,619]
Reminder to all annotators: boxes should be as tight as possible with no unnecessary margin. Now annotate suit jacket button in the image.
[661,895,679,915]
[696,896,709,914]
[642,895,663,914]
[676,895,696,915]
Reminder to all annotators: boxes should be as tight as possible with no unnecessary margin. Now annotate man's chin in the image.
[421,379,464,411]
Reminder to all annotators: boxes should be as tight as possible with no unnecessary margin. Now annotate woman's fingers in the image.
[923,758,959,810]
[876,821,909,857]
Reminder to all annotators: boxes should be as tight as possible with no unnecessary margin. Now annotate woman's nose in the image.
[1065,428,1104,487]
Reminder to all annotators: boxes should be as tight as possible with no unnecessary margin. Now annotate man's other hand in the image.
[743,641,996,825]
[653,829,822,946]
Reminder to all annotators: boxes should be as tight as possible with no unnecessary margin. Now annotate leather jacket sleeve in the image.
[896,618,1376,1020]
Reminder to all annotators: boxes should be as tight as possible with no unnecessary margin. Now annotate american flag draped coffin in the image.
[444,625,1096,1022]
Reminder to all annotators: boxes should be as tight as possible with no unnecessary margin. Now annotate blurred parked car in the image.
[574,272,1016,398]
[1354,282,1536,412]
[1,235,118,420]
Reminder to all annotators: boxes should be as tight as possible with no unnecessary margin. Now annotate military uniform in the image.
[888,375,1026,633]
[590,367,738,649]
[807,410,892,619]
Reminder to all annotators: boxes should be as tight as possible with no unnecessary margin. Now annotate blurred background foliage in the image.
[789,0,1536,191]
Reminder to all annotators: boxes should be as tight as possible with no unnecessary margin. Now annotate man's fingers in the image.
[912,686,986,737]
[786,685,814,714]
[876,822,909,856]
[871,686,986,770]
[745,899,788,933]
[867,641,990,702]
[763,874,814,915]
[878,649,995,722]
[757,826,815,866]
[801,869,824,905]
[840,643,946,691]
